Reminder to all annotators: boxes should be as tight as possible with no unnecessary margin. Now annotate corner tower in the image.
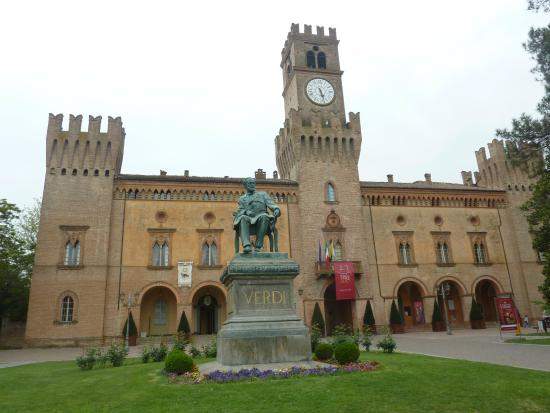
[276,24,372,333]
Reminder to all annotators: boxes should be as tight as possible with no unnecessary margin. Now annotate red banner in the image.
[495,297,519,331]
[333,261,355,300]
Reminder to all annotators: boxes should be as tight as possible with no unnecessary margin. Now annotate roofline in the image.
[117,174,299,187]
[360,181,505,194]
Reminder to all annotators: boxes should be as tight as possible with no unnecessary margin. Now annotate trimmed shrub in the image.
[122,312,137,336]
[106,343,128,367]
[150,343,168,362]
[331,324,355,346]
[363,301,376,328]
[390,300,403,325]
[432,298,443,323]
[470,298,484,321]
[314,343,334,360]
[334,341,360,365]
[377,330,397,354]
[177,311,191,334]
[76,348,99,371]
[165,349,194,374]
[311,303,325,336]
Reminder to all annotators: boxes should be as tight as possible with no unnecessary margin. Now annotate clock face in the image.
[306,78,335,105]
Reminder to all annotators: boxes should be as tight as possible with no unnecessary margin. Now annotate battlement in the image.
[283,108,361,134]
[282,23,338,55]
[46,113,125,175]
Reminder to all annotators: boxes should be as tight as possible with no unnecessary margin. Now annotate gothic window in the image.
[64,241,81,266]
[327,183,336,202]
[399,242,412,265]
[61,296,74,322]
[437,242,450,264]
[317,52,326,69]
[94,169,99,176]
[306,50,316,68]
[201,242,218,266]
[334,241,343,261]
[83,169,89,176]
[72,169,77,176]
[61,168,67,175]
[473,242,487,264]
[152,241,169,267]
[154,299,167,325]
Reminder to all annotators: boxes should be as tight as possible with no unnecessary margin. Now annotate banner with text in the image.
[333,261,355,300]
[495,297,519,331]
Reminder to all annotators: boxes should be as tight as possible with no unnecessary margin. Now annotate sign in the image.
[496,297,519,331]
[177,261,193,287]
[333,261,355,300]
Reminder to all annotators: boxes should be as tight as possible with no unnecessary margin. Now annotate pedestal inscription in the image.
[217,252,311,366]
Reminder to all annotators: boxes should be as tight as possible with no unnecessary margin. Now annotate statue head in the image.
[242,177,256,192]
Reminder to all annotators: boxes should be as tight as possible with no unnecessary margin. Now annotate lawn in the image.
[1,352,549,413]
[506,337,550,345]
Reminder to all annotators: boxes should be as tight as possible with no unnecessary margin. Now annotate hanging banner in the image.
[495,297,519,331]
[333,261,355,300]
[177,261,193,287]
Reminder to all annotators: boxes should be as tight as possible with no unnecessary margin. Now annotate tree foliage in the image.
[311,302,325,335]
[496,4,550,310]
[363,300,376,326]
[389,300,403,325]
[177,310,191,334]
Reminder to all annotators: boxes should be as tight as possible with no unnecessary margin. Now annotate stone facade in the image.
[25,24,545,346]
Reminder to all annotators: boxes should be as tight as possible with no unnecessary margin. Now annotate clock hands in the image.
[318,87,325,101]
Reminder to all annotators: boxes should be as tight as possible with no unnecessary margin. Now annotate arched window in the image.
[105,170,110,177]
[154,299,167,325]
[71,169,77,176]
[152,241,169,266]
[61,168,67,175]
[61,296,74,322]
[437,242,449,264]
[399,242,412,265]
[83,169,89,176]
[94,169,99,176]
[64,241,80,266]
[201,242,218,266]
[327,183,336,202]
[474,242,486,264]
[334,241,343,261]
[306,50,316,68]
[317,52,326,69]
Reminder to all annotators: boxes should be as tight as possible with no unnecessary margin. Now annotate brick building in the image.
[26,24,545,346]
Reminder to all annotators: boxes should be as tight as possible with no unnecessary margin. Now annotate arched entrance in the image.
[437,281,464,326]
[323,282,353,336]
[397,281,426,330]
[140,286,178,336]
[192,285,226,335]
[475,279,498,322]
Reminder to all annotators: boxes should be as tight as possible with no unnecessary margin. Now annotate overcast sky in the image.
[1,0,547,208]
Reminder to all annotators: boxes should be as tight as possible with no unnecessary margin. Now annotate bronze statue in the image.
[233,178,280,253]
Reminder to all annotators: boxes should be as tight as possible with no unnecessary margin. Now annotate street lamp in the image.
[439,282,453,335]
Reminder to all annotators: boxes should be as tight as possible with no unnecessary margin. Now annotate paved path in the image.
[378,327,550,372]
[1,329,549,371]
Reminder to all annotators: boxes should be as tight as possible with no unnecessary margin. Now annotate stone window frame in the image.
[393,231,417,267]
[196,228,224,269]
[468,232,491,266]
[431,231,455,267]
[57,225,89,269]
[147,228,176,270]
[53,290,79,325]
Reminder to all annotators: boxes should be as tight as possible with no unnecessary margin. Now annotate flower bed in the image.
[167,362,378,385]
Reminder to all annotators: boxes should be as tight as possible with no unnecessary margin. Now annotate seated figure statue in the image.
[233,177,281,253]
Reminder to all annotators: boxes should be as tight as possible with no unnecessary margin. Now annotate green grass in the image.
[506,337,550,345]
[1,352,549,413]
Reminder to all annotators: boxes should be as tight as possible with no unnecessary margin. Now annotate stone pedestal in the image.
[217,252,311,366]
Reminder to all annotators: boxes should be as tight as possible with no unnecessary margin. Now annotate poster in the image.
[177,261,193,287]
[495,297,519,331]
[333,261,355,300]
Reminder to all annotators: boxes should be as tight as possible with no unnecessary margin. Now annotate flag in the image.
[317,240,323,263]
[324,241,330,269]
[329,240,335,261]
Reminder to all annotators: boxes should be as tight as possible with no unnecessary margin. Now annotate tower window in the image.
[105,170,110,177]
[152,241,169,267]
[326,183,336,202]
[64,241,81,266]
[83,169,88,176]
[201,242,218,266]
[306,51,316,68]
[474,242,487,264]
[71,169,77,176]
[399,242,412,265]
[94,169,99,176]
[61,296,74,323]
[317,52,326,69]
[61,168,67,175]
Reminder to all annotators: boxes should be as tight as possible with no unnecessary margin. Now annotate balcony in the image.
[314,261,364,279]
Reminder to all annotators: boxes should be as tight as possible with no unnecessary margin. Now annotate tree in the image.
[496,4,550,311]
[469,298,484,321]
[0,200,32,322]
[363,300,376,327]
[122,311,137,336]
[389,300,403,325]
[177,310,191,334]
[311,302,325,335]
[432,298,443,324]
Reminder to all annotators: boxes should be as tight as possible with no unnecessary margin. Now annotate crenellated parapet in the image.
[281,23,337,58]
[46,113,125,176]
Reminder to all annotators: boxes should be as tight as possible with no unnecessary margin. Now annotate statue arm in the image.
[264,193,281,217]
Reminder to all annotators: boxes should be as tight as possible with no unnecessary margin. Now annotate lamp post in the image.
[440,282,453,335]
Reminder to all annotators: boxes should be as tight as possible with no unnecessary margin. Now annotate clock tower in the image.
[275,24,374,334]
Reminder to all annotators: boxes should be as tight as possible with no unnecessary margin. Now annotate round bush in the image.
[314,343,334,361]
[334,341,360,365]
[164,350,194,374]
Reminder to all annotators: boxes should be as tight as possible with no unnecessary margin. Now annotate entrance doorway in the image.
[437,281,464,326]
[192,285,226,335]
[323,283,354,336]
[139,286,177,336]
[397,281,425,329]
[475,280,498,322]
